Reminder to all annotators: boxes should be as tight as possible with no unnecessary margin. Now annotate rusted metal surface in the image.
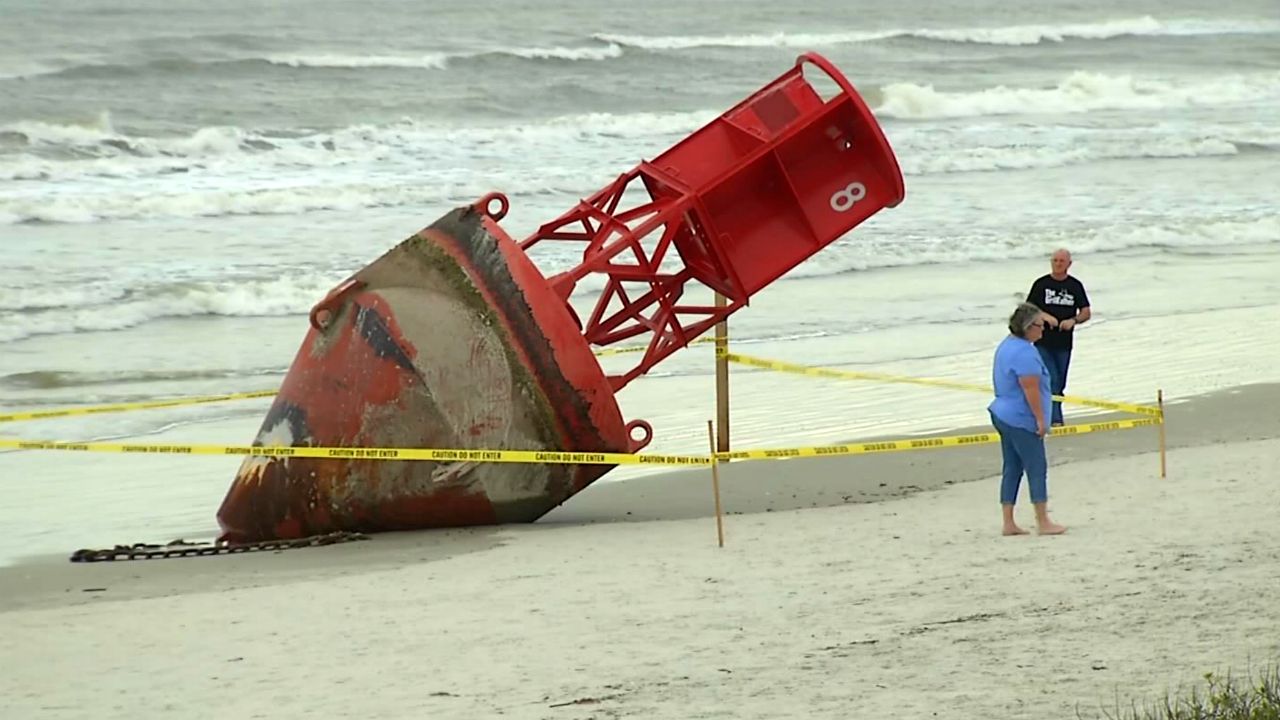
[216,202,641,541]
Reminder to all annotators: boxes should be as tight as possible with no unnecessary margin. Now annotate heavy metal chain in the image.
[69,531,369,563]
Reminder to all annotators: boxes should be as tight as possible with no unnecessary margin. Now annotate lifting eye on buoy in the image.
[472,192,509,222]
[626,420,653,453]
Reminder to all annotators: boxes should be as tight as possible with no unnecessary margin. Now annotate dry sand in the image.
[2,384,1278,719]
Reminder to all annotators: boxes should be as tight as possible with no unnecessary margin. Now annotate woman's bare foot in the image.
[1002,524,1030,536]
[1032,503,1065,535]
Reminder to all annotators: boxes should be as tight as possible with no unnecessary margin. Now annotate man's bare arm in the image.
[1061,307,1091,331]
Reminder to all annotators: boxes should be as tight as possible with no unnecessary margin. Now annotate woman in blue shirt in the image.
[988,302,1067,536]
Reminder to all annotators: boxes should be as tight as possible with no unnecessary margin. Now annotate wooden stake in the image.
[714,293,730,456]
[707,419,725,548]
[1157,389,1167,479]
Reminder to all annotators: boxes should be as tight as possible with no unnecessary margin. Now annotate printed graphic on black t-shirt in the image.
[1027,274,1090,350]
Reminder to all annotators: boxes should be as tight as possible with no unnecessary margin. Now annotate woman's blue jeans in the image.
[989,411,1047,505]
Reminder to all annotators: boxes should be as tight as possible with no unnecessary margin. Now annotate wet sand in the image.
[2,383,1276,614]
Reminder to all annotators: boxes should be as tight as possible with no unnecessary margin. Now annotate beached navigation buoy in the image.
[215,52,906,541]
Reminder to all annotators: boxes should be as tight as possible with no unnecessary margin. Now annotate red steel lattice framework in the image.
[519,52,905,391]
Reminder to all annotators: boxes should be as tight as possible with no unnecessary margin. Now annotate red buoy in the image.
[215,52,905,541]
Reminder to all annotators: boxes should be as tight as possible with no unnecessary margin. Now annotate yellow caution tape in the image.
[1,339,1158,435]
[722,352,1163,419]
[0,416,1158,467]
[593,335,722,357]
[0,437,711,467]
[0,390,279,425]
[592,341,659,357]
[715,416,1161,462]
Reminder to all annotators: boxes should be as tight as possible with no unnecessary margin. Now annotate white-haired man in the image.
[1026,248,1091,426]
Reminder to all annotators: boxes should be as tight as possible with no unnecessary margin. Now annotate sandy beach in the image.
[3,383,1278,720]
[5,3,1279,718]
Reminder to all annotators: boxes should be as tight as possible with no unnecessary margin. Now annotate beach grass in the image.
[1092,666,1280,720]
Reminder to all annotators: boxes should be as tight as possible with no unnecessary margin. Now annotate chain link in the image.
[69,531,369,563]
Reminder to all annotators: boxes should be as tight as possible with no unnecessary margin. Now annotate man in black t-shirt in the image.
[1026,248,1091,426]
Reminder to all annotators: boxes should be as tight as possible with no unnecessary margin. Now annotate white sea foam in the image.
[4,68,1278,226]
[596,16,1280,50]
[0,274,345,343]
[594,30,896,50]
[910,16,1279,45]
[876,71,1280,120]
[263,52,452,70]
[262,42,622,70]
[503,44,623,62]
[0,59,63,80]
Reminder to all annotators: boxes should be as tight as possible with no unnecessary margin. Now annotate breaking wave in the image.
[7,16,1278,81]
[263,42,624,69]
[875,70,1280,120]
[2,79,1277,226]
[596,16,1280,50]
[0,274,346,343]
[6,43,627,81]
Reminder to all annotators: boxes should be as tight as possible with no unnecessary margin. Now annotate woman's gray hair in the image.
[1008,302,1042,337]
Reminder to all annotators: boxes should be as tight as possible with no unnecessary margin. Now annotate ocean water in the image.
[2,0,1278,563]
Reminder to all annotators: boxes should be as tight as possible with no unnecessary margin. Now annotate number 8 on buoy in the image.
[829,181,866,212]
